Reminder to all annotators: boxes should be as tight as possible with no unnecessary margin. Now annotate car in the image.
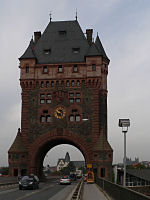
[59,176,71,185]
[69,173,77,181]
[19,174,39,190]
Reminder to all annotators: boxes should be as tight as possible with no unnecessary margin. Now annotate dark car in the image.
[69,173,77,181]
[19,175,39,190]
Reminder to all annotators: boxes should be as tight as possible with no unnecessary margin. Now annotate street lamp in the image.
[118,119,130,187]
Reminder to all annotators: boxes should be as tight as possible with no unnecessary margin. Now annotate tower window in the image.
[75,98,81,103]
[69,98,74,103]
[76,93,80,97]
[59,31,67,36]
[72,109,78,113]
[75,115,81,122]
[41,81,44,88]
[40,94,45,98]
[92,64,96,71]
[73,65,78,72]
[46,99,51,104]
[43,110,48,114]
[46,115,51,122]
[25,66,29,73]
[40,99,45,104]
[66,80,70,87]
[46,81,49,88]
[58,65,63,72]
[69,93,74,97]
[43,66,48,73]
[69,115,74,122]
[44,49,51,55]
[72,48,80,53]
[40,116,45,123]
[51,81,54,87]
[77,80,80,87]
[72,80,75,87]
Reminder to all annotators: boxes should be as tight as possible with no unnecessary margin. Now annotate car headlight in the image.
[29,182,33,185]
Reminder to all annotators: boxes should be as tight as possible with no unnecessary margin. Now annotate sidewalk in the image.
[83,183,109,200]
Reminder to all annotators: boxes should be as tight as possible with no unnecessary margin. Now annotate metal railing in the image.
[96,177,150,200]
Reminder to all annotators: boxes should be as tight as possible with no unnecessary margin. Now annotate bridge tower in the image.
[8,19,113,179]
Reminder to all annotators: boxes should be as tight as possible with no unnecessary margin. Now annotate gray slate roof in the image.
[127,169,150,182]
[20,20,109,63]
[71,161,85,168]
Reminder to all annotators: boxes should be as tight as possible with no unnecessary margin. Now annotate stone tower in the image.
[8,19,113,179]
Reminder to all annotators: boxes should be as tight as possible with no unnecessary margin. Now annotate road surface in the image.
[0,178,77,200]
[83,183,109,200]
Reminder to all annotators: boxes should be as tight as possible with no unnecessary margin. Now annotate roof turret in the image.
[95,35,109,61]
[19,39,35,60]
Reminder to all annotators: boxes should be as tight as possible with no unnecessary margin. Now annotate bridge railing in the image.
[96,177,150,200]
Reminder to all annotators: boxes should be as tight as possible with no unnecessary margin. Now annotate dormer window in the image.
[59,31,67,36]
[44,49,51,55]
[72,48,80,54]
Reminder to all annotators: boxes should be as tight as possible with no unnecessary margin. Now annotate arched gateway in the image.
[8,18,113,180]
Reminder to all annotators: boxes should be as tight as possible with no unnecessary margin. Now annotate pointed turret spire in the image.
[75,9,78,21]
[19,38,35,60]
[65,152,70,163]
[95,35,109,61]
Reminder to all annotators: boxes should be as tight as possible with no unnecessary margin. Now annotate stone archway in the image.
[28,129,91,178]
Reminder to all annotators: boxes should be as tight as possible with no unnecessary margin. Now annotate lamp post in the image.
[118,119,130,187]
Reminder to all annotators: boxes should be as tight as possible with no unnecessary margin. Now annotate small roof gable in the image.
[95,35,109,61]
[57,158,65,166]
[8,129,27,153]
[19,39,35,60]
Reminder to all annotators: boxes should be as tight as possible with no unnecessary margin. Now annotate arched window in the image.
[66,80,70,87]
[77,80,80,87]
[72,80,75,87]
[75,115,80,122]
[46,81,49,88]
[46,115,51,122]
[69,115,74,122]
[56,80,59,86]
[40,116,45,123]
[41,81,44,88]
[51,81,54,87]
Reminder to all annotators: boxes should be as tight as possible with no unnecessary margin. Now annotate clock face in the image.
[54,107,66,119]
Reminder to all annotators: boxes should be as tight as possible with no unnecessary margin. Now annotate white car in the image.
[59,176,71,185]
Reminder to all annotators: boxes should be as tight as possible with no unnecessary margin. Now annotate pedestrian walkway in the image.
[83,183,109,200]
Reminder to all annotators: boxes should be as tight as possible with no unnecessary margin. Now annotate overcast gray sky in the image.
[0,0,150,167]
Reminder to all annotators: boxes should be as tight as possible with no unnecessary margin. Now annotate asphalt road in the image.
[0,178,77,200]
